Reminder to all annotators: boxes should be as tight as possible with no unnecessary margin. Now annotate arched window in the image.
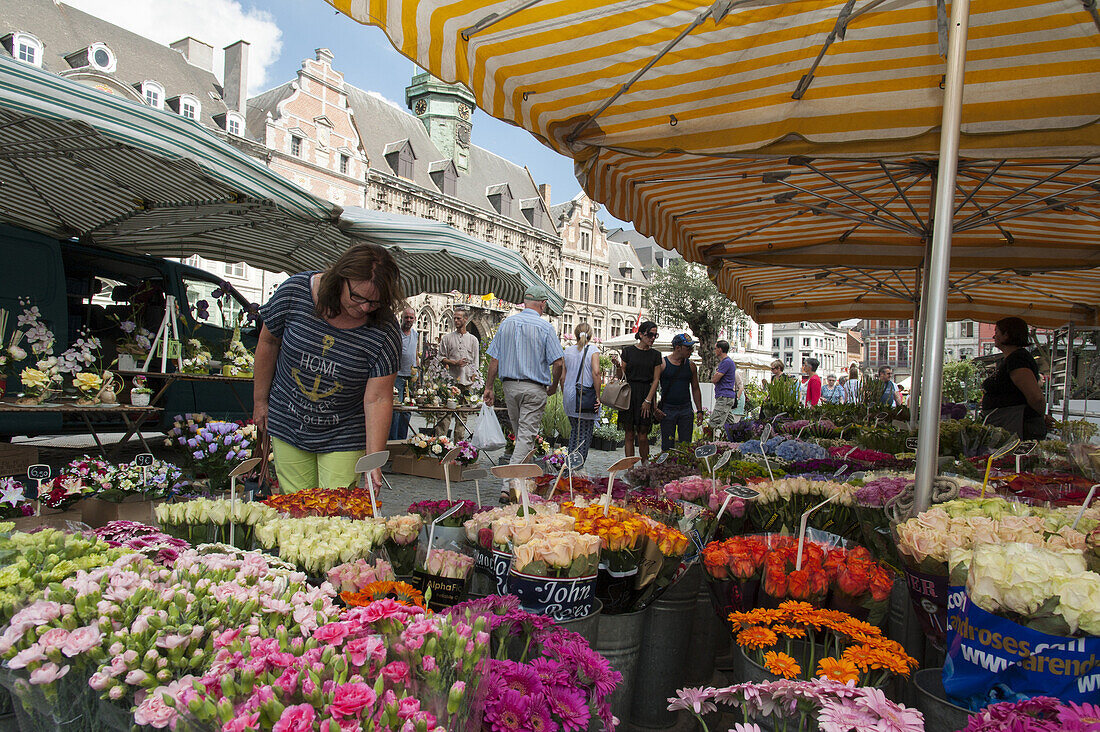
[178,95,201,121]
[611,315,623,338]
[438,311,454,336]
[10,33,43,67]
[141,81,165,110]
[416,308,435,343]
[225,111,244,136]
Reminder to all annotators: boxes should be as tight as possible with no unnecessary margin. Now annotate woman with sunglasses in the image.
[254,243,404,492]
[610,321,663,462]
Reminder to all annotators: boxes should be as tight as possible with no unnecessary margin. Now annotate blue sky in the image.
[66,0,627,226]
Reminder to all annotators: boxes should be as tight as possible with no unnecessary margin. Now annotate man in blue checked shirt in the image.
[483,285,564,498]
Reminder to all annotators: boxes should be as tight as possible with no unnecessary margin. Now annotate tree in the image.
[940,359,984,403]
[645,260,746,374]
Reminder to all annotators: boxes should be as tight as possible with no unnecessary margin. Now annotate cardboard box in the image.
[80,497,163,528]
[10,507,83,532]
[389,453,466,482]
[0,444,38,477]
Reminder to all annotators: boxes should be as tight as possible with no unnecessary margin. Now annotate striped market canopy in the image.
[0,54,348,273]
[328,0,1100,323]
[338,207,564,314]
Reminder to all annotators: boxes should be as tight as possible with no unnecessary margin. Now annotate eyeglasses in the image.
[770,367,781,372]
[645,331,658,338]
[346,281,383,307]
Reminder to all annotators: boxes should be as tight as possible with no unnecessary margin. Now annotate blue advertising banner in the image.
[945,585,1100,707]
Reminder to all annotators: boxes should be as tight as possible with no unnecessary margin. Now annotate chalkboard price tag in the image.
[27,464,51,481]
[134,453,154,467]
[1014,440,1038,456]
[905,437,919,451]
[694,444,717,459]
[713,451,733,470]
[567,450,585,470]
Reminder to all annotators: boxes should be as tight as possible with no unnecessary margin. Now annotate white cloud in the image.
[62,0,282,94]
[364,90,403,112]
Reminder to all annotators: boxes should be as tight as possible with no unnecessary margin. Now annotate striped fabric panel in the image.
[714,262,1100,327]
[328,0,1100,158]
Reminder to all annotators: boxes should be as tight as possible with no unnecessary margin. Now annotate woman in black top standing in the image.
[610,321,663,462]
[981,316,1049,439]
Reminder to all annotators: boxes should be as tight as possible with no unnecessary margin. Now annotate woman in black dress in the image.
[610,321,663,462]
[981,316,1049,440]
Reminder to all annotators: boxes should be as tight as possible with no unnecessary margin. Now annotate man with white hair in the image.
[389,307,418,440]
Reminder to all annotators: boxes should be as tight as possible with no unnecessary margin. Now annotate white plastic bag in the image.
[470,403,506,451]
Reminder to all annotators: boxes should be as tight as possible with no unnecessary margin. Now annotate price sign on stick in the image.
[981,438,1020,498]
[135,453,154,490]
[355,452,390,518]
[228,457,262,546]
[713,451,733,471]
[796,495,839,570]
[695,443,718,483]
[549,450,586,500]
[464,468,489,507]
[602,456,640,516]
[702,484,760,547]
[905,437,919,452]
[655,453,669,465]
[425,501,465,567]
[757,425,776,481]
[491,464,543,518]
[1014,440,1039,474]
[440,447,462,502]
[26,464,50,513]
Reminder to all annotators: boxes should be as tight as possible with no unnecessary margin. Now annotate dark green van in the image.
[0,224,257,437]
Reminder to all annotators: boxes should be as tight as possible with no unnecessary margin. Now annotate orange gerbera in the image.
[736,627,778,650]
[341,580,426,610]
[763,651,802,679]
[840,644,880,672]
[772,624,806,639]
[817,657,860,684]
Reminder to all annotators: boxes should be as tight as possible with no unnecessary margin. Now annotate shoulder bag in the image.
[601,379,632,411]
[575,346,599,414]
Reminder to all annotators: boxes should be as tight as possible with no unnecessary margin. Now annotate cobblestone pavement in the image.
[15,426,633,516]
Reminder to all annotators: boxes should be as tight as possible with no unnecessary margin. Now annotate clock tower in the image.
[405,72,475,173]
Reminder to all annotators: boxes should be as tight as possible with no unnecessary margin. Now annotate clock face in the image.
[414,99,427,115]
[459,104,471,120]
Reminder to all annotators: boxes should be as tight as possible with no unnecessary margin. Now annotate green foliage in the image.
[941,360,984,403]
[645,260,745,374]
[540,392,570,439]
[742,382,765,414]
[760,377,803,420]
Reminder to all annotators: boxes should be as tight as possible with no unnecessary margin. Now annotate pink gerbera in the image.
[546,684,589,732]
[485,689,530,732]
[817,699,880,732]
[1058,701,1100,729]
[852,687,924,732]
[667,687,717,716]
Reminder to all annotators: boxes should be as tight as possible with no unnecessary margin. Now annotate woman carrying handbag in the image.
[560,322,602,464]
[609,321,662,463]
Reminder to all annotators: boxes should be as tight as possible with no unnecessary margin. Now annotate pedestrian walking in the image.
[878,365,903,406]
[388,307,418,440]
[843,363,862,402]
[659,333,704,451]
[438,307,479,437]
[609,321,662,463]
[801,358,822,406]
[561,322,602,464]
[254,242,403,493]
[708,340,740,438]
[821,374,844,404]
[482,286,564,501]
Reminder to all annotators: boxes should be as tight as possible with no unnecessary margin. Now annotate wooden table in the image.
[393,404,482,438]
[0,400,162,459]
[116,370,253,412]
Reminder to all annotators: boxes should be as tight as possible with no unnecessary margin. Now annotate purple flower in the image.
[195,300,210,320]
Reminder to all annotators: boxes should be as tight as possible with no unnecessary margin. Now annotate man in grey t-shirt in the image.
[389,307,418,440]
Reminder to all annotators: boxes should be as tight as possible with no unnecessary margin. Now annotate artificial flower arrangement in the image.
[703,535,895,625]
[17,363,59,404]
[92,520,190,566]
[261,486,381,519]
[408,433,456,459]
[748,477,860,541]
[221,317,255,377]
[9,299,61,405]
[326,556,397,593]
[253,515,387,574]
[155,497,278,548]
[0,477,32,520]
[173,600,487,732]
[542,446,570,470]
[446,594,622,732]
[180,337,212,374]
[453,439,480,466]
[668,677,924,732]
[165,415,253,491]
[0,548,338,730]
[408,499,479,527]
[383,514,423,576]
[72,370,103,405]
[129,373,152,406]
[729,600,919,687]
[86,458,184,502]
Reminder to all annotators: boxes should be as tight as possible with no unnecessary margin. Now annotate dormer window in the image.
[65,42,116,72]
[140,81,165,110]
[225,112,244,136]
[179,95,199,120]
[6,33,43,67]
[486,184,513,217]
[429,160,457,197]
[383,140,415,179]
[520,198,544,228]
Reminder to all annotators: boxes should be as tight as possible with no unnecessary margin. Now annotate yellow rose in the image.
[74,372,103,394]
[20,368,47,390]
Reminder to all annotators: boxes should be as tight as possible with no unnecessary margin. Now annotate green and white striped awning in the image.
[0,54,348,273]
[338,207,564,315]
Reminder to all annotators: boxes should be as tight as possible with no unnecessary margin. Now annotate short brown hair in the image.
[314,242,404,325]
[996,316,1030,348]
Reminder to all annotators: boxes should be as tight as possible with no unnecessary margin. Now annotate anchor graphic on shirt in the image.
[291,369,344,402]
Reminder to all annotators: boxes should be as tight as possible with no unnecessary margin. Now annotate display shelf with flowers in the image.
[407,433,456,460]
[0,477,32,521]
[180,337,212,375]
[0,548,338,731]
[173,600,488,732]
[260,485,382,519]
[702,534,895,625]
[729,600,918,688]
[746,477,860,541]
[91,520,190,566]
[163,416,252,492]
[383,513,422,576]
[71,370,103,405]
[253,515,387,574]
[326,556,396,594]
[668,678,924,732]
[154,497,278,548]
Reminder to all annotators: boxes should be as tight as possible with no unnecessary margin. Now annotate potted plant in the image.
[222,324,254,377]
[73,371,103,405]
[16,364,57,405]
[130,374,153,406]
[181,338,213,374]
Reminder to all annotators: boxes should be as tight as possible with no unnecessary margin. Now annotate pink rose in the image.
[328,682,377,718]
[134,690,176,729]
[29,662,70,685]
[381,661,410,686]
[312,622,350,646]
[62,626,103,657]
[273,704,316,732]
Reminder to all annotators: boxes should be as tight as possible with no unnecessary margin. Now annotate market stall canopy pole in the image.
[337,207,565,315]
[0,54,350,274]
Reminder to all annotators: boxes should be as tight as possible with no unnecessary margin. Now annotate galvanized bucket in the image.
[913,668,971,732]
[595,607,648,727]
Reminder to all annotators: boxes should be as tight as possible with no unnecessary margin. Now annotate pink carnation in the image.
[312,622,350,646]
[62,626,103,657]
[329,682,377,718]
[273,704,317,732]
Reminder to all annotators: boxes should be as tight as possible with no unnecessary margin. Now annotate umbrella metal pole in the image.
[914,0,971,513]
[909,240,934,430]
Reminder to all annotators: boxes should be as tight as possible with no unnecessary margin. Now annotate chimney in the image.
[223,40,250,114]
[538,184,551,205]
[170,37,213,71]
